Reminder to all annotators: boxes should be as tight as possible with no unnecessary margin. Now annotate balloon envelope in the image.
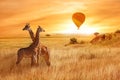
[72,12,85,29]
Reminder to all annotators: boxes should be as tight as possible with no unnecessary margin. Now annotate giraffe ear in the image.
[26,23,30,28]
[38,25,41,28]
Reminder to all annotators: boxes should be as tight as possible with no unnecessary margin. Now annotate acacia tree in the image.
[94,32,99,36]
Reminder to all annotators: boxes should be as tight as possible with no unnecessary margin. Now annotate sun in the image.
[78,25,99,35]
[60,21,99,35]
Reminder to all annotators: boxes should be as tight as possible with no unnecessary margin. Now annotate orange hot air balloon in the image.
[72,12,85,29]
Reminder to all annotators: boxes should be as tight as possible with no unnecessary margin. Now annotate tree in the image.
[115,30,120,33]
[94,32,99,36]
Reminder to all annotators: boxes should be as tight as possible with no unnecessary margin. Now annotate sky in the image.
[0,0,120,37]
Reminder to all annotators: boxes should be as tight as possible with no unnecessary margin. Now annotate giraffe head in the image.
[37,25,45,32]
[23,23,30,31]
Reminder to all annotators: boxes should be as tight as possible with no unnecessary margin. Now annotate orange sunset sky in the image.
[0,0,120,37]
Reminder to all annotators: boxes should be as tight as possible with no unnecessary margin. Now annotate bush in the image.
[46,34,51,37]
[70,37,78,44]
[115,30,120,33]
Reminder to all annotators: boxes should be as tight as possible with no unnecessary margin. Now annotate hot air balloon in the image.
[72,12,85,29]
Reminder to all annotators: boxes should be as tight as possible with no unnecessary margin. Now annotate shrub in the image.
[115,30,120,33]
[46,34,51,37]
[70,37,78,44]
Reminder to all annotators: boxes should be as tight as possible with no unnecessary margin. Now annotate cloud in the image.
[0,0,86,26]
[0,0,120,37]
[83,0,120,26]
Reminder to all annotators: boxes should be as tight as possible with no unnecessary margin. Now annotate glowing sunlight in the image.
[60,21,99,35]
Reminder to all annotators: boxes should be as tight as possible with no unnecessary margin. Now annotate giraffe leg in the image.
[16,54,23,65]
[37,54,39,66]
[43,52,50,67]
[36,47,40,66]
[31,56,35,66]
[31,55,37,67]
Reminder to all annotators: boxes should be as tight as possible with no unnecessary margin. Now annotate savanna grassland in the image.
[0,34,120,80]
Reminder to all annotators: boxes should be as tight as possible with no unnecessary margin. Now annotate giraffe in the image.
[16,26,45,66]
[22,24,50,66]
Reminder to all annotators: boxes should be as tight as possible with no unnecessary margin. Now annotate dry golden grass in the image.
[0,36,120,80]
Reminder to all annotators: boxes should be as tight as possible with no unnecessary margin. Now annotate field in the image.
[0,35,120,80]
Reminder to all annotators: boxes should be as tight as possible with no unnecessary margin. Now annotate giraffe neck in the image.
[28,29,35,42]
[29,28,40,49]
[34,29,40,47]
